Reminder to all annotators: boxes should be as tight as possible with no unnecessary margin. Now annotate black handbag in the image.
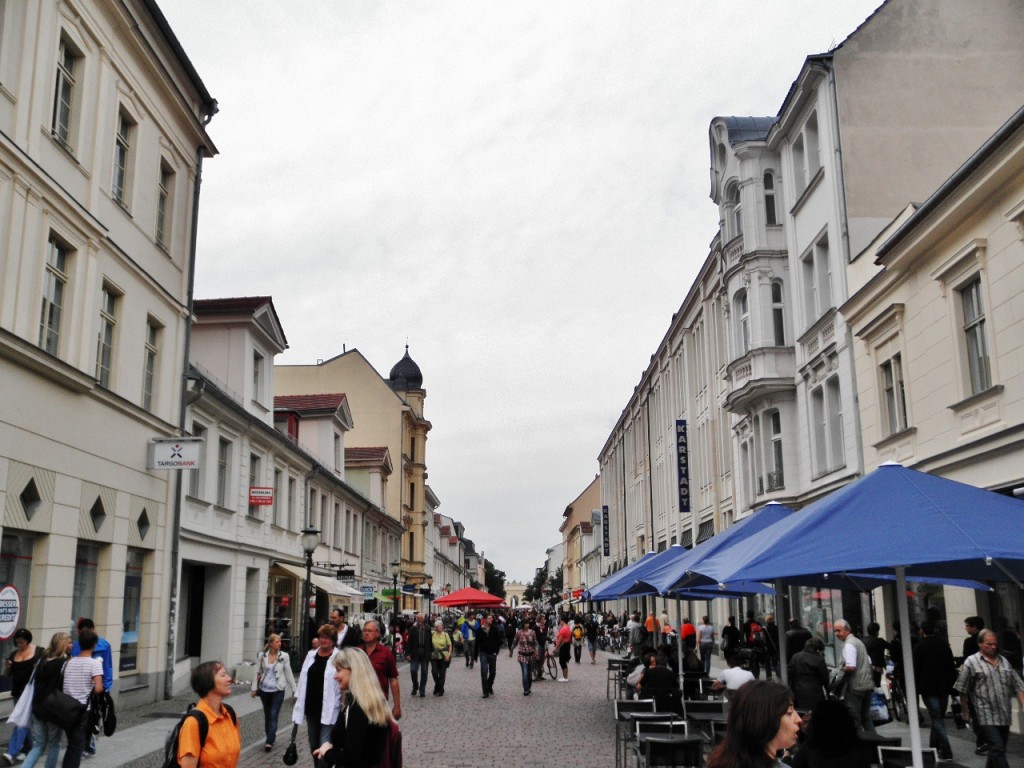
[33,689,86,731]
[282,724,299,766]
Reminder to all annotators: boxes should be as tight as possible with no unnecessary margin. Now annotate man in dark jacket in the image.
[475,613,503,698]
[785,619,812,664]
[913,620,957,761]
[788,636,829,712]
[404,613,431,697]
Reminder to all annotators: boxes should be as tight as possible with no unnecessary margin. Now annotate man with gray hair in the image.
[834,619,876,733]
[955,629,1024,768]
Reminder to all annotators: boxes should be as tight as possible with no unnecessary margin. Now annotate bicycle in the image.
[533,640,558,680]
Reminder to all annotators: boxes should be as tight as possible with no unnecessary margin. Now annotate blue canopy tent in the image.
[627,501,796,596]
[585,550,659,601]
[684,462,1024,768]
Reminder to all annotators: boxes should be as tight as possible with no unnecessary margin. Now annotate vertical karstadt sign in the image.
[675,419,690,514]
[602,505,610,556]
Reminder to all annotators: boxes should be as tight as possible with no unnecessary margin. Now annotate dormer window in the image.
[253,350,265,404]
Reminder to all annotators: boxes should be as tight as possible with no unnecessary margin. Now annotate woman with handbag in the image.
[23,633,72,768]
[249,633,296,752]
[429,620,452,696]
[312,648,391,768]
[4,629,44,764]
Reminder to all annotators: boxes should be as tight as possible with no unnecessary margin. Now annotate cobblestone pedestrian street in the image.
[244,652,616,768]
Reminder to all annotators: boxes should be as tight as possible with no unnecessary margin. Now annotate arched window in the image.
[765,409,784,491]
[737,290,750,355]
[730,184,743,238]
[764,171,777,226]
[771,280,786,346]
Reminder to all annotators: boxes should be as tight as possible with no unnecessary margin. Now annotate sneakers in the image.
[975,745,989,755]
[3,754,14,766]
[558,677,568,682]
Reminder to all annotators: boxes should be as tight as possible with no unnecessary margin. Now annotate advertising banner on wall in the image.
[602,505,610,556]
[675,420,691,514]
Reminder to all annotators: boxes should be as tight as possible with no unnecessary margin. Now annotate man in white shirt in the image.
[713,653,755,698]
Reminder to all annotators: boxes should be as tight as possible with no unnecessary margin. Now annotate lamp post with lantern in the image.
[300,526,320,653]
[390,561,401,625]
[425,575,434,619]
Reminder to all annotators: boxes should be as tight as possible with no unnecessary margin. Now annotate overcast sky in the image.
[160,1,880,582]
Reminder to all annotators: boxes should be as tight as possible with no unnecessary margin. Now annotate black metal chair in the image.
[877,747,937,768]
[640,735,703,768]
[608,657,630,699]
[614,698,656,768]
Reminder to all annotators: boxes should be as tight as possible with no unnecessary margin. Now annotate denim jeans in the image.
[479,653,497,694]
[922,694,951,756]
[7,705,33,757]
[305,721,333,768]
[976,724,1010,768]
[258,689,285,745]
[22,719,61,768]
[700,644,713,675]
[409,656,429,692]
[519,661,532,693]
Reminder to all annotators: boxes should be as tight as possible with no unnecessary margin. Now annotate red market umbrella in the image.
[432,586,504,608]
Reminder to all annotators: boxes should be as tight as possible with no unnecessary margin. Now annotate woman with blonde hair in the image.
[23,632,73,768]
[313,648,393,768]
[250,633,296,752]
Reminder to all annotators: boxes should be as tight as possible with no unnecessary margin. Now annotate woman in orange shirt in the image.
[177,661,241,768]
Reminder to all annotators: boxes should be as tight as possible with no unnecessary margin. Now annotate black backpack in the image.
[161,704,236,768]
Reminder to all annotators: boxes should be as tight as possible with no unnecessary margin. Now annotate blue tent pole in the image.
[896,566,924,768]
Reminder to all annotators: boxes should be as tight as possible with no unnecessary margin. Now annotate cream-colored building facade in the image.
[596,0,1024,633]
[276,347,434,600]
[0,0,216,703]
[844,106,1024,653]
[560,476,601,596]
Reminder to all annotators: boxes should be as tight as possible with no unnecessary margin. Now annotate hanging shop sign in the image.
[602,505,610,557]
[147,437,203,470]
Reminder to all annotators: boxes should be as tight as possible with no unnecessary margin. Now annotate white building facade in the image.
[0,0,216,703]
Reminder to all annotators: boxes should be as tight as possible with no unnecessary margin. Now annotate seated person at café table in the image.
[637,650,680,712]
[713,653,755,698]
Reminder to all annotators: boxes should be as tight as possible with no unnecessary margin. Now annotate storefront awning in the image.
[275,563,364,602]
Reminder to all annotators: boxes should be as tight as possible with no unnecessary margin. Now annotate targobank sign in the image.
[147,437,203,470]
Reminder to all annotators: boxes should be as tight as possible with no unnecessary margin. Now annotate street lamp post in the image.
[425,575,434,619]
[300,526,320,654]
[390,561,401,625]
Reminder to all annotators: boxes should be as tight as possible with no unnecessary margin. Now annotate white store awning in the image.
[275,563,365,603]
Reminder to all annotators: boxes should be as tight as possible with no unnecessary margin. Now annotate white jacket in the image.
[251,650,297,694]
[291,647,341,727]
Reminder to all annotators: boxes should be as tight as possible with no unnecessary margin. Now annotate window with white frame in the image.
[52,35,80,151]
[729,183,742,238]
[810,373,844,476]
[960,278,991,394]
[287,476,296,530]
[156,160,174,249]
[216,437,231,507]
[247,453,261,517]
[792,111,821,197]
[334,433,341,472]
[272,469,283,527]
[771,281,786,345]
[736,289,751,355]
[142,319,160,410]
[764,172,778,226]
[95,284,118,387]
[111,109,136,208]
[880,352,908,435]
[40,234,71,355]
[801,233,831,325]
[765,410,784,490]
[189,422,206,498]
[252,350,264,404]
[334,502,343,548]
[309,488,317,529]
